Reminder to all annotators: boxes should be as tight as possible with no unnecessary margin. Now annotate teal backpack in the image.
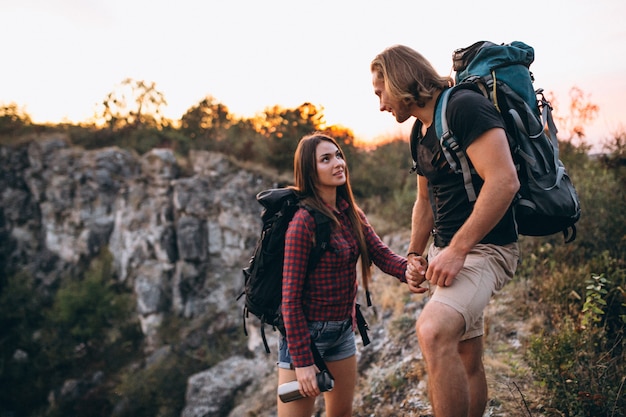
[412,41,581,242]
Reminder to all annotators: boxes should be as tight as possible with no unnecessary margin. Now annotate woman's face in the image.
[315,140,346,190]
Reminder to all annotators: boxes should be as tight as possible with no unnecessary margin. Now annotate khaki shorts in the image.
[426,242,519,340]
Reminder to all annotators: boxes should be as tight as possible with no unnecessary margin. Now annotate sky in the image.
[2,0,625,150]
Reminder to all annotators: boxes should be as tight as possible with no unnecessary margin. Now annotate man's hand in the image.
[425,246,466,287]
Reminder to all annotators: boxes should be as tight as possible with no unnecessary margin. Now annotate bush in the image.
[45,250,135,353]
[0,103,32,135]
[517,133,626,416]
[526,253,625,417]
[0,270,48,415]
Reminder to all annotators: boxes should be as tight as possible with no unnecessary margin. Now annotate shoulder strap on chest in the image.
[409,118,423,173]
[301,206,334,272]
[434,86,478,202]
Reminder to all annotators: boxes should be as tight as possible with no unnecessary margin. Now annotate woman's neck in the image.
[317,187,337,210]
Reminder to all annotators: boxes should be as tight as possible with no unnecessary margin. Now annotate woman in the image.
[277,132,424,417]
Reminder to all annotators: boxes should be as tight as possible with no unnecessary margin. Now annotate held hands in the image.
[406,254,428,294]
[294,364,321,398]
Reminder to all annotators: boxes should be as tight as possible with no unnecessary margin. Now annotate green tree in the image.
[0,102,32,135]
[97,78,168,131]
[221,118,266,161]
[0,271,47,416]
[180,95,232,150]
[40,249,138,377]
[256,102,325,171]
[350,138,411,199]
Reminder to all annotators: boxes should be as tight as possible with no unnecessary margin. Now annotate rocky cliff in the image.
[1,134,283,414]
[2,134,431,416]
[2,134,268,339]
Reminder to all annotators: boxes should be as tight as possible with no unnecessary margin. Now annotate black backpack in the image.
[239,187,333,353]
[411,41,581,242]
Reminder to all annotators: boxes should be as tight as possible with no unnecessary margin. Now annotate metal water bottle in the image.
[277,371,334,403]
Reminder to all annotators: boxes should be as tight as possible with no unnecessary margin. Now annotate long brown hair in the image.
[371,44,453,108]
[292,132,372,292]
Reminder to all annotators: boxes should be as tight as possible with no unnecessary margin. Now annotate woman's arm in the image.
[282,209,316,367]
[359,210,407,281]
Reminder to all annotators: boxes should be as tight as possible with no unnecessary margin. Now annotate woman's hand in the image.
[294,365,321,397]
[406,254,428,294]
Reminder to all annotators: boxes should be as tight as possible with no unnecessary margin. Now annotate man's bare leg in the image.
[416,300,469,417]
[459,336,487,417]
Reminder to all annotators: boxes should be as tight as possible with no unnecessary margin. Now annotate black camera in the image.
[277,370,334,403]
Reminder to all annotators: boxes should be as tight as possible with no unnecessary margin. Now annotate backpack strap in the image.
[310,338,333,378]
[355,303,370,346]
[409,119,422,173]
[435,87,478,203]
[304,207,335,271]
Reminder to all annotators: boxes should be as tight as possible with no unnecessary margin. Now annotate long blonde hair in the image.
[371,44,453,108]
[292,132,372,292]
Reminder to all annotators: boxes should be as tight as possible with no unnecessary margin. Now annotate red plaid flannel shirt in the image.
[282,198,407,367]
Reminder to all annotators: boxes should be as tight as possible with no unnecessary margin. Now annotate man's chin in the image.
[396,114,410,123]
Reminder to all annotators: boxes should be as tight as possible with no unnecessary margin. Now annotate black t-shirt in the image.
[414,87,518,247]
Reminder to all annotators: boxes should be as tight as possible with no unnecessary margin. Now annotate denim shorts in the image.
[278,319,356,369]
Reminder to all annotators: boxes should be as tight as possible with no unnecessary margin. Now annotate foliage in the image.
[350,138,416,232]
[581,273,609,329]
[0,102,32,134]
[522,234,626,414]
[255,102,326,170]
[180,95,232,149]
[0,249,142,417]
[113,351,196,417]
[493,129,626,416]
[95,78,168,131]
[0,270,47,416]
[46,249,133,347]
[526,259,625,417]
[550,86,600,145]
[350,139,412,199]
[110,314,245,417]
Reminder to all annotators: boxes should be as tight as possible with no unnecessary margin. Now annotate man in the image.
[371,44,520,417]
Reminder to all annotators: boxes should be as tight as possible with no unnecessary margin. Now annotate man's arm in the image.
[426,127,519,287]
[408,174,434,256]
[405,174,434,293]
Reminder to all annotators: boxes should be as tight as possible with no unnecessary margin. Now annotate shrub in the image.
[526,253,625,417]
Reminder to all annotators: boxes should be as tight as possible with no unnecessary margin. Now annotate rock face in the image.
[1,134,432,417]
[1,135,289,414]
[2,135,271,347]
[181,355,274,417]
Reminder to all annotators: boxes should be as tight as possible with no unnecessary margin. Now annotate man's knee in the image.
[416,302,465,349]
[416,318,462,356]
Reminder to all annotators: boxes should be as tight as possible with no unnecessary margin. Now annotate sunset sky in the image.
[2,0,624,150]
